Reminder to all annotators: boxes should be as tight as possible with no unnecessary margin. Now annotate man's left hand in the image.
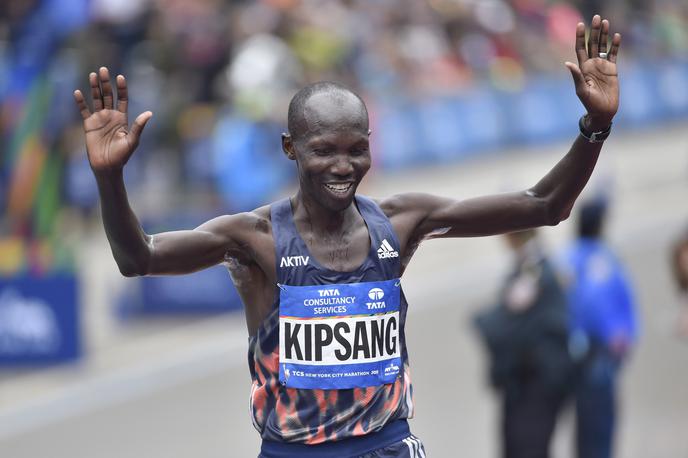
[566,15,621,131]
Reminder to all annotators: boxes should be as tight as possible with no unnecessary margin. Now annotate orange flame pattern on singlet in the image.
[248,308,414,444]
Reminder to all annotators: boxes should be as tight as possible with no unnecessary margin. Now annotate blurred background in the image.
[1,0,687,456]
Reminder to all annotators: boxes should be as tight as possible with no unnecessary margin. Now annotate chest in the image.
[299,223,371,272]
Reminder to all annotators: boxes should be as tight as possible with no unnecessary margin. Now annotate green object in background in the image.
[4,77,52,169]
[289,27,349,72]
[2,74,75,275]
[33,149,63,240]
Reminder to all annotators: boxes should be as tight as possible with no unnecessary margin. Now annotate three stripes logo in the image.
[377,239,399,259]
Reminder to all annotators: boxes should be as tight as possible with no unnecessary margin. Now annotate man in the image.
[73,15,621,458]
[560,198,638,458]
[474,229,574,458]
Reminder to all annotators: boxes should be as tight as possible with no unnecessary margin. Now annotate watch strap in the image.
[579,115,612,143]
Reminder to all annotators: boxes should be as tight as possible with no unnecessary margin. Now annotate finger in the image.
[73,90,92,120]
[128,111,153,146]
[608,33,621,63]
[116,75,128,114]
[565,62,586,92]
[599,19,609,55]
[99,67,114,110]
[574,22,587,67]
[89,72,103,111]
[588,14,601,58]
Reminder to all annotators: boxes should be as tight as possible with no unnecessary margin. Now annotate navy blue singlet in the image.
[248,195,415,456]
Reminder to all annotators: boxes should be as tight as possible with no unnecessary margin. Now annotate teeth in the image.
[325,183,352,193]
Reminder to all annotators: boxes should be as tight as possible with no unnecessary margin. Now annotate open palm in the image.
[565,15,621,129]
[73,67,152,173]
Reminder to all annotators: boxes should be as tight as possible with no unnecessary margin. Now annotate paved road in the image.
[1,124,687,457]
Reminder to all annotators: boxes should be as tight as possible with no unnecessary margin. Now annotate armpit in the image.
[424,226,451,239]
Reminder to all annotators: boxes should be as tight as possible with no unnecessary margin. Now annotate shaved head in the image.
[287,82,369,142]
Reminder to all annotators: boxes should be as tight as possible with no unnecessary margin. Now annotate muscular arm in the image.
[76,67,257,277]
[385,15,620,243]
[94,169,151,276]
[398,132,603,238]
[95,169,251,276]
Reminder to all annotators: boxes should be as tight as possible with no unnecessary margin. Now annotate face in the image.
[284,92,371,212]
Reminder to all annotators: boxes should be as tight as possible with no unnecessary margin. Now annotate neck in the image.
[292,191,360,235]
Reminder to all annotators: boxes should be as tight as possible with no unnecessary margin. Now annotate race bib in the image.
[279,279,402,390]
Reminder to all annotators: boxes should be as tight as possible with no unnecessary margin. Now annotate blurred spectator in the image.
[474,229,574,458]
[559,198,639,458]
[670,227,688,337]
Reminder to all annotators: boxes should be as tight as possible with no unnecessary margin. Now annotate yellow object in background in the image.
[0,237,26,275]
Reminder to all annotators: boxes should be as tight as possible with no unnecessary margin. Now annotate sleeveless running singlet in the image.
[248,196,414,445]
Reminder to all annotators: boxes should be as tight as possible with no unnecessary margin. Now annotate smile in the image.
[323,183,353,195]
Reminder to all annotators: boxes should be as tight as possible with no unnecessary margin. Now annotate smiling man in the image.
[74,15,620,458]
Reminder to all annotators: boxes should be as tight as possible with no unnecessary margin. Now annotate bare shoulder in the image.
[245,204,272,232]
[377,192,440,219]
[373,193,445,245]
[194,204,272,242]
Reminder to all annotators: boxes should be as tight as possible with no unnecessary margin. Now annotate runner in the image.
[73,15,621,458]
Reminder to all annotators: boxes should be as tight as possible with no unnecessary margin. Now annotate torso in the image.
[293,210,370,273]
[245,195,414,444]
[227,196,423,336]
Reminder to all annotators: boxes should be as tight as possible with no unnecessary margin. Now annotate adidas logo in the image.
[377,239,399,259]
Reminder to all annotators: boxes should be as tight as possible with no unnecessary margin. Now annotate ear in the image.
[282,133,296,160]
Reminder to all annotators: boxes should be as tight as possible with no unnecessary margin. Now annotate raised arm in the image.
[385,15,621,241]
[74,67,255,276]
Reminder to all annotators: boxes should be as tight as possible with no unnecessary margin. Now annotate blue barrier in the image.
[0,274,81,364]
[141,265,242,313]
[373,60,688,169]
[113,216,244,317]
[117,264,243,316]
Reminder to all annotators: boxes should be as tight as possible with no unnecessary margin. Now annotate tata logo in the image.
[368,288,384,300]
[280,255,309,268]
[318,289,340,297]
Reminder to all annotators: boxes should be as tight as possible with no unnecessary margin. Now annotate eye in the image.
[350,147,369,156]
[312,148,331,156]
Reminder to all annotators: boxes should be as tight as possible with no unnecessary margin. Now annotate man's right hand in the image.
[73,67,152,174]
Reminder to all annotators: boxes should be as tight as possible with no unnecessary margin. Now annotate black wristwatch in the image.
[578,115,612,143]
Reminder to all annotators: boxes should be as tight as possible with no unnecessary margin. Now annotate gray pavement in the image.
[1,123,687,457]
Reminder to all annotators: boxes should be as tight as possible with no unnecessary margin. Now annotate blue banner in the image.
[278,279,402,390]
[374,60,688,169]
[118,264,243,316]
[0,274,81,364]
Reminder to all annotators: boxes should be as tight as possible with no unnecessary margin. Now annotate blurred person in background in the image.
[71,14,619,458]
[474,229,575,458]
[560,198,638,458]
[670,227,688,337]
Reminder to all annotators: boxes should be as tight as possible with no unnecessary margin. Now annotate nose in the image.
[331,153,354,177]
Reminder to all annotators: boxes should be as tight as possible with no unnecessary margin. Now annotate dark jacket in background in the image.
[474,246,575,396]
